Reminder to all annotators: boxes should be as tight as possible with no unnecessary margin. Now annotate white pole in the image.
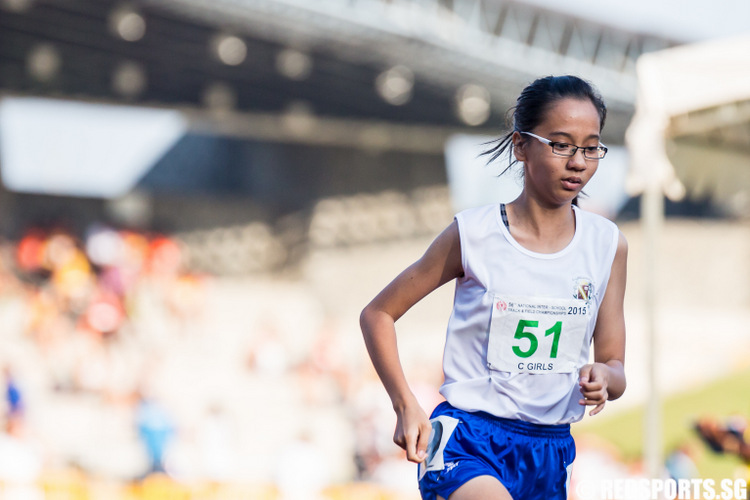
[642,179,663,479]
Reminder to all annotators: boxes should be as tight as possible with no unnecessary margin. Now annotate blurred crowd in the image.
[0,222,446,499]
[13,224,202,395]
[0,225,202,492]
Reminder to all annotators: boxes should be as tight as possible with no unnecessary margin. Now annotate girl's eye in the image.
[553,143,575,154]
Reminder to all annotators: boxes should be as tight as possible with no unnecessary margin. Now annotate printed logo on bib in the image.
[573,277,595,304]
[488,295,591,374]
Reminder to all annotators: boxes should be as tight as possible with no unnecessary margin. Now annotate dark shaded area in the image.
[617,194,725,222]
[0,137,447,237]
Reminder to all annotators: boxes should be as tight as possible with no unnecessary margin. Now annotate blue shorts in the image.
[418,402,575,500]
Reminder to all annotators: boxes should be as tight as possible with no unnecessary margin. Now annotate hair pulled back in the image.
[482,75,607,173]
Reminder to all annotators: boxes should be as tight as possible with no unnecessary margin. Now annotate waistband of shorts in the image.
[438,402,571,437]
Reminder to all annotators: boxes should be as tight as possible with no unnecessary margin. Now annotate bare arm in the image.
[579,231,628,416]
[360,221,463,462]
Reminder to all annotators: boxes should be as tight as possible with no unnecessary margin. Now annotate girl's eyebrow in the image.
[548,131,601,141]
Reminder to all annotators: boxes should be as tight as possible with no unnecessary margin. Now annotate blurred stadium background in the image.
[0,0,749,498]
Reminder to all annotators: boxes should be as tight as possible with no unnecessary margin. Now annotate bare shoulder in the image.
[416,219,463,282]
[617,230,628,249]
[614,230,628,263]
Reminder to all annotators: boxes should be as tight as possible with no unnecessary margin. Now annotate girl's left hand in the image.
[578,363,609,416]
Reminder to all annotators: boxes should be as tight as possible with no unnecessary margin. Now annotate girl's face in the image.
[513,97,602,207]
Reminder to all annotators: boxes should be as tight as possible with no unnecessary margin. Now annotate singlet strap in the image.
[500,203,510,228]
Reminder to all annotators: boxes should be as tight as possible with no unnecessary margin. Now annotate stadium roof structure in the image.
[0,0,678,151]
[626,34,750,212]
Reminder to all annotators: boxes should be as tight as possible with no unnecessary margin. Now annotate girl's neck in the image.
[505,195,576,254]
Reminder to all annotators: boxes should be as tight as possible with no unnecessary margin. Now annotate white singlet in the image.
[440,203,620,425]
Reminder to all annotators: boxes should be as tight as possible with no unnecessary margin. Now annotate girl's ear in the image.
[511,131,526,163]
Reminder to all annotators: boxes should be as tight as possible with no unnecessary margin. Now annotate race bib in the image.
[487,295,591,374]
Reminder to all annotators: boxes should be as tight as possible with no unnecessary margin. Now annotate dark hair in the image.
[481,75,607,174]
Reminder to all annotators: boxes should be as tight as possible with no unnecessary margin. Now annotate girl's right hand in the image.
[393,401,432,463]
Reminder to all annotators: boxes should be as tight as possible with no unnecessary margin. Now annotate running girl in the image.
[360,75,627,500]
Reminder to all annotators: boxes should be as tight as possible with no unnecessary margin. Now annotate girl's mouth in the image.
[562,177,582,190]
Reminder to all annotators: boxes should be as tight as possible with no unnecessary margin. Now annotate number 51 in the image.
[512,320,562,358]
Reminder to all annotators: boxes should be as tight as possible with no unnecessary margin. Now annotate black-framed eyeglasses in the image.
[521,131,608,160]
